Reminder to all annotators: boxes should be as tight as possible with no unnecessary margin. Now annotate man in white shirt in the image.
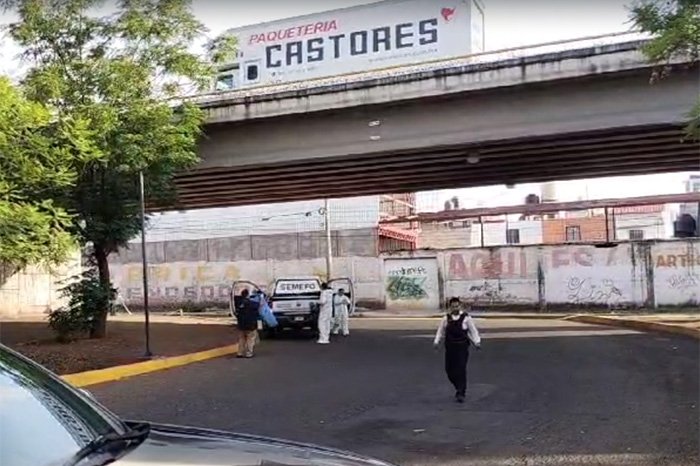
[332,288,351,337]
[317,283,335,344]
[434,297,481,403]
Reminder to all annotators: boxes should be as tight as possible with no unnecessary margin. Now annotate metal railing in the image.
[186,31,649,104]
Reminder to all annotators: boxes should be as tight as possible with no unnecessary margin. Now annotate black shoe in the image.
[456,393,465,403]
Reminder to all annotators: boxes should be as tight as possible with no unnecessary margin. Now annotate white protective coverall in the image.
[332,293,351,336]
[317,288,335,344]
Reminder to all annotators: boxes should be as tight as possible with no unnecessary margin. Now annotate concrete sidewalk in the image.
[354,310,569,319]
[116,310,700,327]
[567,314,700,340]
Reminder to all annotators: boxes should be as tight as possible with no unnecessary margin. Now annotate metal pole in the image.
[324,199,333,282]
[139,171,152,358]
[479,216,484,248]
[604,207,610,242]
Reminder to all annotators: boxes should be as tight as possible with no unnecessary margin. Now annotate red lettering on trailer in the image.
[249,19,339,46]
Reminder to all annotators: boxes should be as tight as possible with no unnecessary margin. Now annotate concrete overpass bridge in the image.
[167,33,699,211]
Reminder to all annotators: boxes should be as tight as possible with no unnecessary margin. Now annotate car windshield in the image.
[0,345,126,466]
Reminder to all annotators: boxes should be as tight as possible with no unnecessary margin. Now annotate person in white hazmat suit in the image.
[332,288,351,337]
[317,283,334,344]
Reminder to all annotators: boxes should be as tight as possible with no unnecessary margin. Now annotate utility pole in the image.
[324,198,333,282]
[139,171,152,358]
[604,207,610,242]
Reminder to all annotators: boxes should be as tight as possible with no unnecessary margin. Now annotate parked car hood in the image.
[118,423,395,466]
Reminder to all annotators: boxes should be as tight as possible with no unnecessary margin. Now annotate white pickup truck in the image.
[231,277,354,338]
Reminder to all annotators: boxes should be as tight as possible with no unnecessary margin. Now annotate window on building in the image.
[215,73,235,91]
[245,62,260,82]
[506,228,520,244]
[566,225,582,242]
[629,229,645,241]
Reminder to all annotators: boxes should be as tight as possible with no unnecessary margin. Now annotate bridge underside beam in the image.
[158,123,698,211]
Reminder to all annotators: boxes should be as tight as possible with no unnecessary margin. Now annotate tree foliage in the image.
[48,270,116,343]
[3,0,230,337]
[0,77,78,267]
[631,0,700,138]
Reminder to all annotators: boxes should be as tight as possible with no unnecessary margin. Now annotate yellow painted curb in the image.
[62,344,238,388]
[355,317,443,321]
[568,315,700,340]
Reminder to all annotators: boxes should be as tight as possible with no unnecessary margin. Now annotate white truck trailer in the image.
[215,0,485,90]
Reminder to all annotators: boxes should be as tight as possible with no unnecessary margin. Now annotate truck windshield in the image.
[215,73,235,91]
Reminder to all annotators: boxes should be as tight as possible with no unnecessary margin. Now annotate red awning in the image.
[378,225,418,243]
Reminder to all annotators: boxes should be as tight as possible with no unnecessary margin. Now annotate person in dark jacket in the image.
[235,289,260,358]
[433,297,481,403]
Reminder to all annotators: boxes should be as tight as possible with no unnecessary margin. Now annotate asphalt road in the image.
[92,318,700,466]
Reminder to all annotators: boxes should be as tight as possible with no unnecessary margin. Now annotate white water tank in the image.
[541,182,557,203]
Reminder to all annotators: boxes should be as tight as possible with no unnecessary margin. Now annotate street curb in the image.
[353,315,442,320]
[62,344,238,388]
[353,313,568,320]
[567,315,700,340]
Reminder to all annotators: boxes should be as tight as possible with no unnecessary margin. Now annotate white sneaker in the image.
[317,340,330,345]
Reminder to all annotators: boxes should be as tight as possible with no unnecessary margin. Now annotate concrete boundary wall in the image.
[110,239,699,311]
[111,228,378,264]
[0,252,81,317]
[110,229,381,308]
[382,240,698,311]
[111,256,384,309]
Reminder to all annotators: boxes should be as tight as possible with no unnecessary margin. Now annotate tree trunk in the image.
[91,243,111,339]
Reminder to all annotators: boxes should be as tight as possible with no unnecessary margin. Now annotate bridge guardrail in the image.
[184,31,651,105]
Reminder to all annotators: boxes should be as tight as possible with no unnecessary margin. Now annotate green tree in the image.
[3,0,233,337]
[631,0,700,138]
[0,77,79,268]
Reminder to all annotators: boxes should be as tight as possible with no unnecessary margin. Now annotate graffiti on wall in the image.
[459,281,528,305]
[566,277,623,305]
[385,266,428,301]
[114,263,245,303]
[448,250,528,280]
[386,276,428,300]
[667,273,700,291]
[447,247,620,281]
[552,247,621,268]
[384,258,440,310]
[663,272,700,304]
[656,254,700,268]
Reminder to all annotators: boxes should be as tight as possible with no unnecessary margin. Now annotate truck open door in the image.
[328,277,356,315]
[229,280,264,319]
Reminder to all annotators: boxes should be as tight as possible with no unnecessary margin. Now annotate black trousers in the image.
[445,342,470,396]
